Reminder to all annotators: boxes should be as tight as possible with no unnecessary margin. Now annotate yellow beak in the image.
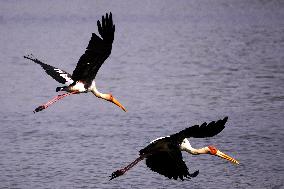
[216,150,239,165]
[111,97,127,112]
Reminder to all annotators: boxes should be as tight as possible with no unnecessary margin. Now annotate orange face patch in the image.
[208,145,217,155]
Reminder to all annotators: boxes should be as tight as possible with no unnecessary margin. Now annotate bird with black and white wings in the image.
[110,117,239,181]
[24,12,126,113]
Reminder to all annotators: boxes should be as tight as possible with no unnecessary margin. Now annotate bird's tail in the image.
[56,86,68,92]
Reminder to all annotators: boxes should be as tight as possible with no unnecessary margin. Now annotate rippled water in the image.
[0,0,283,188]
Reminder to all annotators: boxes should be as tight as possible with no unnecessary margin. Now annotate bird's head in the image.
[206,145,239,165]
[180,139,239,165]
[90,82,127,112]
[93,92,126,112]
[106,94,127,112]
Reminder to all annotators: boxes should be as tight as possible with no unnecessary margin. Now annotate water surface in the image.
[0,0,283,188]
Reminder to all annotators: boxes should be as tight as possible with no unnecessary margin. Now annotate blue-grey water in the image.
[0,0,283,188]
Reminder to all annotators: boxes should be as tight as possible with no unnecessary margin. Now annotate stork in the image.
[24,12,126,113]
[110,117,239,181]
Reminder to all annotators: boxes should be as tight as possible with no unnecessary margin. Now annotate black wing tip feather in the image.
[172,116,229,140]
[223,116,228,123]
[190,170,199,177]
[197,116,228,138]
[148,166,198,181]
[24,54,42,65]
[97,12,115,41]
[180,170,199,181]
[24,54,73,84]
[97,20,102,34]
[177,169,199,181]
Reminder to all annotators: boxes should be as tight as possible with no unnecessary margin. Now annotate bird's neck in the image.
[187,147,209,155]
[90,81,111,100]
[181,143,209,155]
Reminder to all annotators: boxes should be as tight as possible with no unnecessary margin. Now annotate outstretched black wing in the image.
[72,12,115,82]
[140,138,199,181]
[145,150,199,180]
[170,117,228,143]
[24,54,73,85]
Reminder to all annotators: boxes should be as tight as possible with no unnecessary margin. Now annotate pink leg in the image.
[110,156,144,180]
[33,91,78,113]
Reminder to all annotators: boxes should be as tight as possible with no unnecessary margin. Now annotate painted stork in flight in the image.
[110,117,239,181]
[24,12,127,113]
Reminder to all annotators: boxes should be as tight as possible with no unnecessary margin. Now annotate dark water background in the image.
[0,0,283,188]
